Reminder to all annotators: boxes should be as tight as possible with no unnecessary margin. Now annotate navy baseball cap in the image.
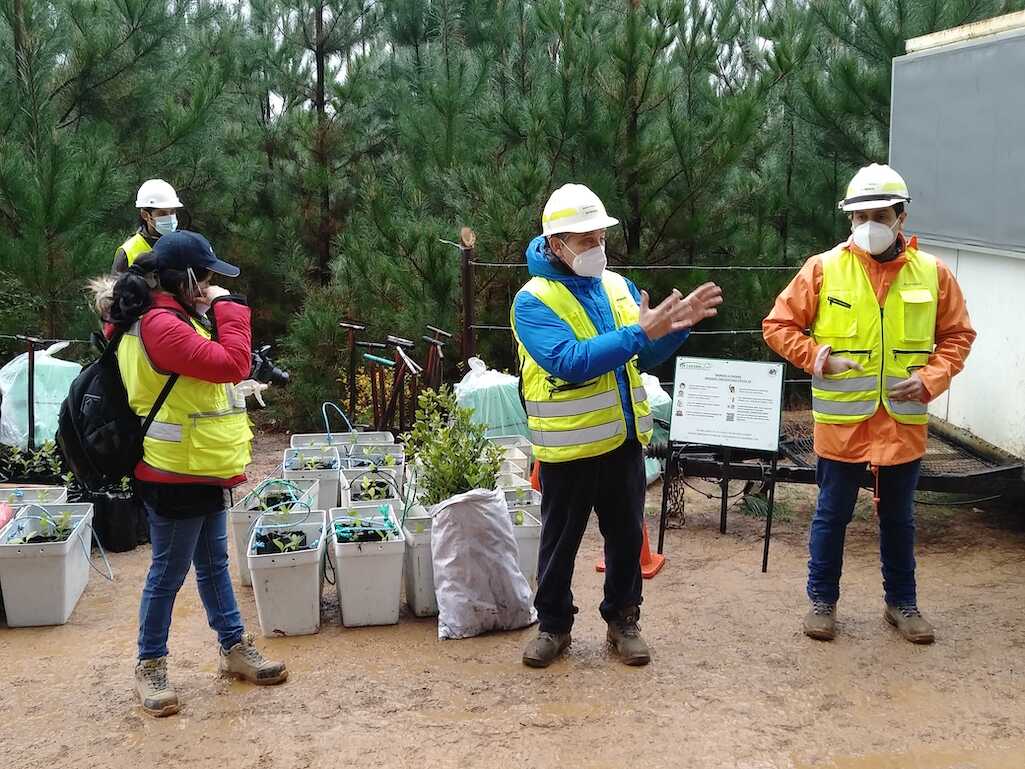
[151,231,240,278]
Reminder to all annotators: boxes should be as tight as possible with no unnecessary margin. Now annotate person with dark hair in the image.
[103,231,287,717]
[110,179,183,275]
[763,164,976,645]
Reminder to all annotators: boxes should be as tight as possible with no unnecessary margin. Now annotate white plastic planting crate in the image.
[329,504,405,627]
[0,487,69,508]
[283,446,345,510]
[0,504,94,627]
[290,431,395,451]
[499,446,531,476]
[488,435,533,463]
[510,511,542,589]
[248,511,326,637]
[499,459,527,478]
[229,478,319,587]
[497,472,532,491]
[504,488,542,520]
[401,513,437,617]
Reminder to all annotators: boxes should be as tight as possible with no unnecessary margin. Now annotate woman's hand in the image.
[203,285,230,302]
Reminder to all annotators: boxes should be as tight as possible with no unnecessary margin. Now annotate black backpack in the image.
[57,328,178,492]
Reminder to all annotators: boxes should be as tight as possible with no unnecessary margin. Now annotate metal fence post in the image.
[460,227,477,361]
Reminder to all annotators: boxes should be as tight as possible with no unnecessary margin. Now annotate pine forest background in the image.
[1,0,1020,428]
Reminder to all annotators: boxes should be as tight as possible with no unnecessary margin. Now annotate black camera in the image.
[251,345,290,386]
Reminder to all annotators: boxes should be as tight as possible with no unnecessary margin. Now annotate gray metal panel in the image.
[890,29,1025,254]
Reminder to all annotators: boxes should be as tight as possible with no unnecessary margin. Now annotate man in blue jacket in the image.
[513,183,722,667]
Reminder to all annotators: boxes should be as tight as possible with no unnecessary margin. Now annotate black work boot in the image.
[607,607,651,666]
[522,631,572,668]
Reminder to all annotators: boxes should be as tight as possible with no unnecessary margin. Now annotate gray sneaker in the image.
[522,631,571,668]
[135,657,180,717]
[803,600,837,641]
[884,604,935,644]
[607,608,651,666]
[219,633,288,684]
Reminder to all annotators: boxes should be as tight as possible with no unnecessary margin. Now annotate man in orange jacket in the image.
[763,164,976,644]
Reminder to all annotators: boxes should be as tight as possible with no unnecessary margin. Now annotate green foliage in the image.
[403,385,503,506]
[1,0,1020,410]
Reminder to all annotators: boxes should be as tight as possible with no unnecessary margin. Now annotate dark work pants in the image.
[807,458,921,607]
[535,439,646,634]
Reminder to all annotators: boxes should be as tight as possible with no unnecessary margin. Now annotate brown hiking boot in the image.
[218,633,288,685]
[803,600,837,641]
[522,631,571,668]
[607,608,651,666]
[884,604,935,644]
[135,657,180,717]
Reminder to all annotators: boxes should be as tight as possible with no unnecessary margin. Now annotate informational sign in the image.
[669,357,784,453]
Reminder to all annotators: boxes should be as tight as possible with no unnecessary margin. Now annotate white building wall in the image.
[923,240,1025,458]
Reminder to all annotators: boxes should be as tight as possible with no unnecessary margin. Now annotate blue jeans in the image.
[807,458,920,607]
[138,503,245,660]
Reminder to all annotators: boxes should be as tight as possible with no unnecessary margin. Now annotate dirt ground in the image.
[2,431,1024,769]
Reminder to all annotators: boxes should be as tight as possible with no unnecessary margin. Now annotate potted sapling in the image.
[402,387,536,639]
[343,444,404,496]
[283,445,345,510]
[0,503,103,626]
[229,477,319,586]
[329,501,405,627]
[247,505,326,637]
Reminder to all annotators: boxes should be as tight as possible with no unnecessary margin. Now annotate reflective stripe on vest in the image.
[117,310,252,479]
[810,246,938,426]
[119,233,153,267]
[513,270,653,463]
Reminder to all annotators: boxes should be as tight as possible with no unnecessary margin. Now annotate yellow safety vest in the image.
[118,232,153,268]
[811,245,938,426]
[512,271,654,463]
[117,311,253,480]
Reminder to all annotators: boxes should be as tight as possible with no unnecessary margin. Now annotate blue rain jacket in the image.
[511,236,689,438]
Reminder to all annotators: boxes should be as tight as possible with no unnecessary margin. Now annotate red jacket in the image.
[106,292,253,486]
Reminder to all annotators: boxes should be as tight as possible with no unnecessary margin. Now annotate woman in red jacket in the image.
[103,231,287,717]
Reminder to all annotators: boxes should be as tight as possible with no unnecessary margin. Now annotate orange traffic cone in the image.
[596,519,666,579]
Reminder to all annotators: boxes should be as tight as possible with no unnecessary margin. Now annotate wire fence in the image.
[464,257,800,347]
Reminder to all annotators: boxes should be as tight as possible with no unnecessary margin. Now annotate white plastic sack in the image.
[431,488,537,639]
[455,357,529,441]
[0,342,82,451]
[641,373,672,445]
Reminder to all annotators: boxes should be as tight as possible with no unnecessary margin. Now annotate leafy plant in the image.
[333,506,397,544]
[402,386,503,506]
[7,507,75,544]
[353,473,394,502]
[273,532,305,552]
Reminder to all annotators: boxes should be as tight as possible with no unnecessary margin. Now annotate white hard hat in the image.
[136,178,183,209]
[838,163,911,212]
[541,183,619,236]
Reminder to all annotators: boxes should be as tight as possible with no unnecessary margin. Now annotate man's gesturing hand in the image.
[639,282,723,341]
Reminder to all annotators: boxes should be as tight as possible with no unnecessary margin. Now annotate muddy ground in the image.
[2,431,1024,769]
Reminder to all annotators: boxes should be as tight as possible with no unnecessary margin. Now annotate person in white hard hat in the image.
[512,183,723,668]
[111,179,184,274]
[763,163,976,644]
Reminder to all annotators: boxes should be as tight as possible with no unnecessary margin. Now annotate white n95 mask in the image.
[560,240,607,277]
[851,220,898,255]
